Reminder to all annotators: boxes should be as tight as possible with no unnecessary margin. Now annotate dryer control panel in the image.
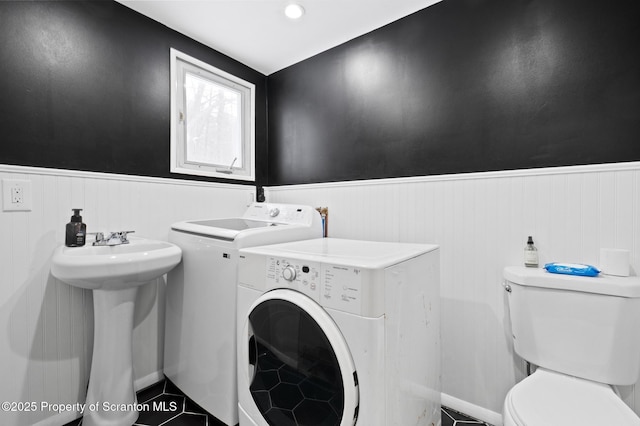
[265,256,365,315]
[266,257,321,301]
[321,264,363,314]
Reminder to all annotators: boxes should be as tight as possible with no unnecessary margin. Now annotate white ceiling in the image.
[116,0,442,75]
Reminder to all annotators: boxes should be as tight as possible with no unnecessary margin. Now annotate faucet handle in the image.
[87,232,105,245]
[119,231,135,243]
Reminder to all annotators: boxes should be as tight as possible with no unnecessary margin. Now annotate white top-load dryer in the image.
[236,238,441,426]
[164,203,323,425]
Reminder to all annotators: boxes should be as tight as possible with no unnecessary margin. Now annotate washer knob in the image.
[282,265,296,281]
[269,208,280,217]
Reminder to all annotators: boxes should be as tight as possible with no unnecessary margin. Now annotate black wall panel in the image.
[0,1,268,186]
[267,0,640,185]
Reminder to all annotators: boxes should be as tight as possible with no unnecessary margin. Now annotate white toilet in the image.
[502,266,640,426]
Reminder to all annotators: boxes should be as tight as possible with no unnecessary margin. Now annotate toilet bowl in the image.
[502,368,639,426]
[502,266,640,426]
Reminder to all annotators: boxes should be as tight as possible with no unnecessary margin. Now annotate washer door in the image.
[243,289,359,426]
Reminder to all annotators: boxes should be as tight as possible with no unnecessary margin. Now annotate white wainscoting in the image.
[0,165,255,426]
[265,162,640,425]
[2,162,637,426]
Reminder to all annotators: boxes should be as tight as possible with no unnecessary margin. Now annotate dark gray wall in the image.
[3,1,639,188]
[0,1,268,186]
[267,0,640,185]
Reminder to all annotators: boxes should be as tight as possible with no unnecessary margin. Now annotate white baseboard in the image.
[442,393,503,426]
[135,370,165,392]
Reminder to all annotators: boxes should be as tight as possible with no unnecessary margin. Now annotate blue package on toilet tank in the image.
[544,262,600,277]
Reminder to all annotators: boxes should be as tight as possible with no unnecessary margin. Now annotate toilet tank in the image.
[504,266,640,386]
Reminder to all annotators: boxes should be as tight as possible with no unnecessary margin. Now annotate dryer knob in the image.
[282,266,296,281]
[269,208,280,217]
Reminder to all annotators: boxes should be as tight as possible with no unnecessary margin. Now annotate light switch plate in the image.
[2,179,32,211]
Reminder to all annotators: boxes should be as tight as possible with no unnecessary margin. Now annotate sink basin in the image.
[51,237,182,426]
[51,237,182,290]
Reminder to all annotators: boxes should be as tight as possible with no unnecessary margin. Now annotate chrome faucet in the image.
[92,231,135,246]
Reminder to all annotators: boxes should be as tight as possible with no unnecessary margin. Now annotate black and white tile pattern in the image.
[250,340,344,425]
[64,378,492,426]
[442,406,491,426]
[63,379,225,426]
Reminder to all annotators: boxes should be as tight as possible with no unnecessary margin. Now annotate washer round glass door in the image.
[244,289,359,426]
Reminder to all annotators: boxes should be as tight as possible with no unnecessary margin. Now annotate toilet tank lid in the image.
[504,266,640,298]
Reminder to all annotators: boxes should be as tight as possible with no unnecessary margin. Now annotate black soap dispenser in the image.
[65,209,87,247]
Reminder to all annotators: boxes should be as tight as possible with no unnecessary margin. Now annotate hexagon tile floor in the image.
[63,378,490,426]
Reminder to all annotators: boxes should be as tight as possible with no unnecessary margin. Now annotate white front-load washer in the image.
[236,238,441,425]
[164,203,323,425]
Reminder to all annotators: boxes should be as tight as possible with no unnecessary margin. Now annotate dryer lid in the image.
[241,238,438,269]
[505,368,640,426]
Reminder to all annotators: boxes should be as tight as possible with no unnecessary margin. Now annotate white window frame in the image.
[170,48,255,181]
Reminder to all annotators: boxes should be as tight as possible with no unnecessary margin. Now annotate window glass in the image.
[184,71,243,167]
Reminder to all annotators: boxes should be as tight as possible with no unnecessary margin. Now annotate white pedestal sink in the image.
[51,237,182,426]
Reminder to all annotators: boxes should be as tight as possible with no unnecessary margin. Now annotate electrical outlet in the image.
[2,179,32,212]
[11,186,23,204]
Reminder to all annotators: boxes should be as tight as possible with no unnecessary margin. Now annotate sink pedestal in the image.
[84,287,139,426]
[50,238,182,425]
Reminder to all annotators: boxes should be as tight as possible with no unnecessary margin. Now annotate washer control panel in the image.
[265,257,363,314]
[243,203,316,225]
[268,207,280,218]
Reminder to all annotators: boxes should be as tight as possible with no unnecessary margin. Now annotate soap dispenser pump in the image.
[65,209,87,247]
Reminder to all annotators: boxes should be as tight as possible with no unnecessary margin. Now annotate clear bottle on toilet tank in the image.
[65,208,86,247]
[524,236,538,267]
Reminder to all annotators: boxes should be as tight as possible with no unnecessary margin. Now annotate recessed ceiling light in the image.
[284,3,305,20]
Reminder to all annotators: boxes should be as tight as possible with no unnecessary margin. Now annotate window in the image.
[170,48,255,181]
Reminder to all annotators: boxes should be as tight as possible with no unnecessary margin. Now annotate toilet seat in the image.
[503,368,640,426]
